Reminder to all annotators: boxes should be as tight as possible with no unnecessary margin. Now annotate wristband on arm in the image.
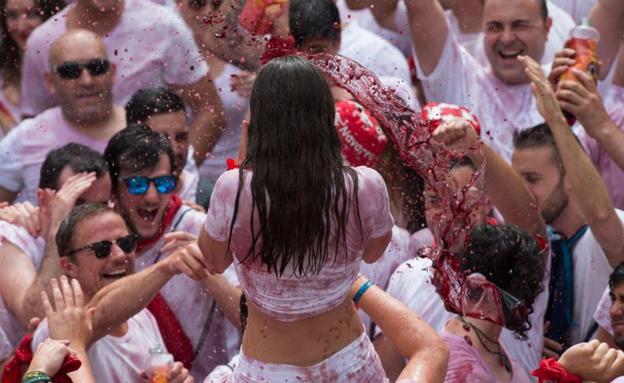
[531,357,583,383]
[353,280,374,306]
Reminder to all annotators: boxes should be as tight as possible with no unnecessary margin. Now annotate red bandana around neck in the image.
[135,194,183,253]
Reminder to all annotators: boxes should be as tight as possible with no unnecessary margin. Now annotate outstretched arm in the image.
[352,276,448,383]
[588,0,624,79]
[403,0,450,75]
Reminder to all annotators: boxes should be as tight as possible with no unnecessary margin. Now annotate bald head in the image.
[49,29,108,67]
[46,29,115,126]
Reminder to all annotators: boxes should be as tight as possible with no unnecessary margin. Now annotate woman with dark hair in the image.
[443,224,546,383]
[0,0,63,133]
[199,55,395,381]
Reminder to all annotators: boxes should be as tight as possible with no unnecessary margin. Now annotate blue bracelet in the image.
[353,280,374,304]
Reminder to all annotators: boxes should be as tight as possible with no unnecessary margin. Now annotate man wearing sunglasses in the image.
[20,0,226,168]
[0,30,126,205]
[28,203,193,383]
[101,124,241,380]
[0,144,112,366]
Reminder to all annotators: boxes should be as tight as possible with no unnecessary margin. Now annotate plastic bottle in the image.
[148,345,173,383]
[239,0,288,36]
[559,18,600,83]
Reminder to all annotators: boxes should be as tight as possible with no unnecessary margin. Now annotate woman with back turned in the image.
[198,55,394,381]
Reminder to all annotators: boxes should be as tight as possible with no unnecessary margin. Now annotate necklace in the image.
[459,317,512,373]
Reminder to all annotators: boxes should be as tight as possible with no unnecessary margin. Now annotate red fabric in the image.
[135,193,192,369]
[1,334,81,383]
[226,158,239,170]
[335,100,388,167]
[147,293,194,370]
[407,56,418,85]
[260,36,296,65]
[532,358,582,383]
[420,102,481,135]
[135,194,182,253]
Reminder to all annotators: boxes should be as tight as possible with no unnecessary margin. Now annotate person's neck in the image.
[465,316,502,341]
[64,105,122,140]
[550,202,587,239]
[69,0,124,36]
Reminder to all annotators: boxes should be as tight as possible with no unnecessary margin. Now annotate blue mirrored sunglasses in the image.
[122,175,176,195]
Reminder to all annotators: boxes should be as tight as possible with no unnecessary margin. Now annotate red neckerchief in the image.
[532,357,582,383]
[133,194,193,370]
[135,194,183,253]
[147,294,194,370]
[1,334,81,383]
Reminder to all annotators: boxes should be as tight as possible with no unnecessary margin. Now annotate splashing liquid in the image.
[304,53,489,319]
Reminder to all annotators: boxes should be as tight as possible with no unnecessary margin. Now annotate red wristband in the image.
[532,358,582,383]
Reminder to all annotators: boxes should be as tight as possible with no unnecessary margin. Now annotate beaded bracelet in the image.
[22,371,51,383]
[353,280,374,305]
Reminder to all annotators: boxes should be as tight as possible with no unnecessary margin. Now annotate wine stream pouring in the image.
[304,53,500,323]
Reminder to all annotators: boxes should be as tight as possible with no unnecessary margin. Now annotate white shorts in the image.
[204,332,388,382]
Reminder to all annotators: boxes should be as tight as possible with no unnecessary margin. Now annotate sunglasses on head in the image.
[122,175,176,195]
[68,234,138,259]
[54,58,111,80]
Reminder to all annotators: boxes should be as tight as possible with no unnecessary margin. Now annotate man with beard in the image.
[0,30,125,204]
[512,122,624,350]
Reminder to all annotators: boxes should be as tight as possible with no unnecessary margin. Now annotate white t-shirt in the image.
[0,221,46,359]
[134,206,239,380]
[562,209,624,343]
[20,0,208,116]
[359,225,411,333]
[32,310,165,382]
[0,107,111,203]
[414,20,547,162]
[380,246,552,377]
[340,20,411,86]
[198,63,249,183]
[548,0,597,23]
[593,286,613,335]
[335,0,413,57]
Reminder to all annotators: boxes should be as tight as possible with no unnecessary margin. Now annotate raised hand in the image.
[558,340,624,382]
[41,276,94,348]
[162,234,209,281]
[519,55,566,125]
[0,201,41,236]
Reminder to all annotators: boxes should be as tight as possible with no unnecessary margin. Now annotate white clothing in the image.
[0,107,110,203]
[21,0,208,116]
[562,210,624,343]
[198,63,249,183]
[340,20,411,85]
[32,310,165,382]
[414,19,547,161]
[179,168,199,203]
[380,250,551,378]
[204,332,388,382]
[135,205,239,380]
[335,0,412,57]
[359,225,412,332]
[594,287,613,335]
[0,221,46,358]
[549,0,598,23]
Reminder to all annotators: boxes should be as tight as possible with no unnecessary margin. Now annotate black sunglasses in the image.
[68,234,138,259]
[54,58,111,80]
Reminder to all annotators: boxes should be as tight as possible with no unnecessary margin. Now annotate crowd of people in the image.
[1,0,624,381]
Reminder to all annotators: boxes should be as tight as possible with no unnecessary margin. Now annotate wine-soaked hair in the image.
[229,55,361,277]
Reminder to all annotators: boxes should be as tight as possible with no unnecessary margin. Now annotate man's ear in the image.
[60,256,78,279]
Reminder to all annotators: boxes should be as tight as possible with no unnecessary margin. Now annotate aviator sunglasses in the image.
[54,58,111,80]
[122,175,176,196]
[68,234,138,259]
